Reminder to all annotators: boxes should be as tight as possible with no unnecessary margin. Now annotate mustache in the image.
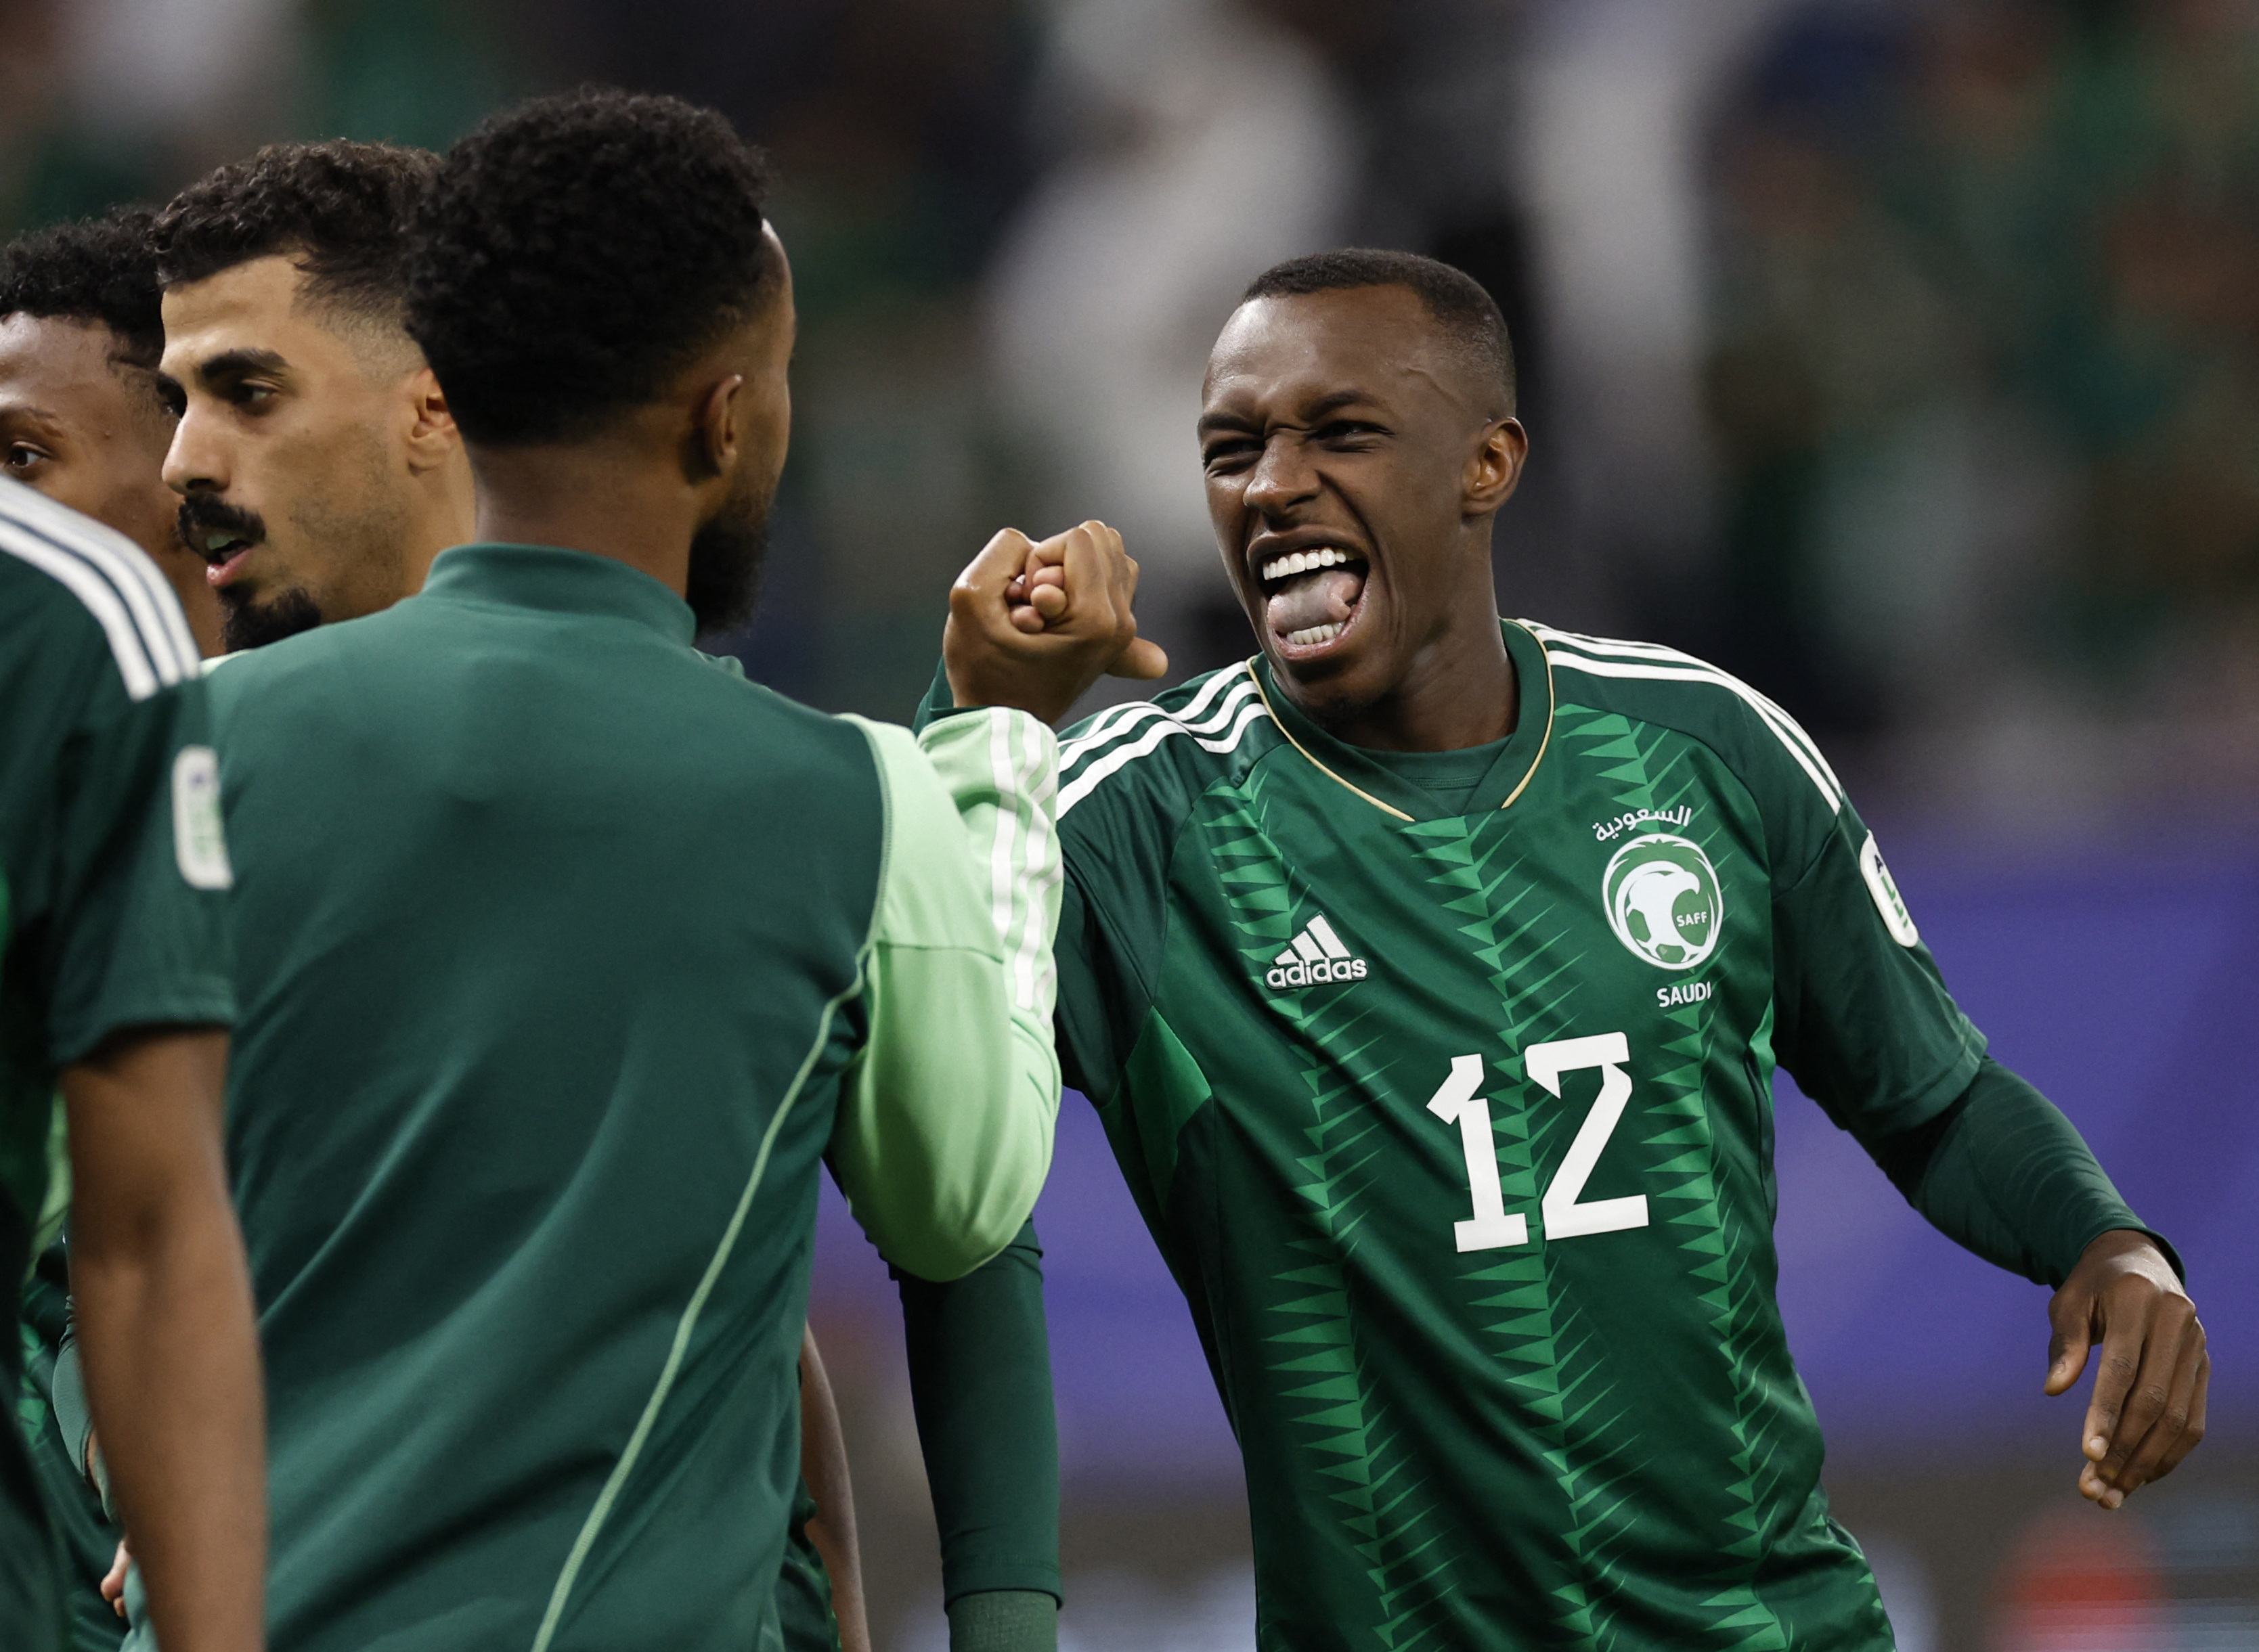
[176,495,269,560]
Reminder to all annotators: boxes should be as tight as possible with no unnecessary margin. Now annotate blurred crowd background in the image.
[5,1,2253,1647]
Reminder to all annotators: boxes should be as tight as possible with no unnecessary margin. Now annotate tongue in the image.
[1267,568,1364,635]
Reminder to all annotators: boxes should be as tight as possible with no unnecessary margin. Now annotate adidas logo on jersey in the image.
[1266,914,1369,989]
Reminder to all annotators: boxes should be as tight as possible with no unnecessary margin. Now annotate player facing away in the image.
[161,90,1063,1652]
[0,210,221,653]
[146,135,1063,1652]
[148,135,876,1652]
[0,477,267,1652]
[931,250,2210,1651]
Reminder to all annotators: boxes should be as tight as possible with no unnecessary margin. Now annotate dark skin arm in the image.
[64,1026,265,1652]
[2046,1229,2208,1508]
[799,1326,869,1652]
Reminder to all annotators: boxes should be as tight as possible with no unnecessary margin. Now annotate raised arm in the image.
[829,711,1062,1281]
[62,1025,265,1652]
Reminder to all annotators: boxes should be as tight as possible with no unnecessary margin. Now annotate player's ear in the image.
[688,373,743,483]
[402,367,459,473]
[1464,417,1527,515]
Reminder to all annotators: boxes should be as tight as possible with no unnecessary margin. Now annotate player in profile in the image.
[150,142,467,656]
[0,210,221,653]
[933,249,2210,1649]
[0,477,266,1652]
[165,89,1063,1652]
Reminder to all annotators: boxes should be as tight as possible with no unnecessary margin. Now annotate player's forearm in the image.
[798,1329,871,1652]
[1871,1055,2170,1288]
[64,1029,265,1652]
[898,1222,1062,1615]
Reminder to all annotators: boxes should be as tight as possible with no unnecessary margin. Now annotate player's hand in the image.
[944,520,1167,723]
[2044,1228,2206,1509]
[102,1538,129,1617]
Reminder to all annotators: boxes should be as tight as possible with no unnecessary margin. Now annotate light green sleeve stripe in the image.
[833,712,1061,1282]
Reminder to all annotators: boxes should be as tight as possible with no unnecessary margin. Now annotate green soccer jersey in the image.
[1017,619,1994,1651]
[18,1243,124,1652]
[183,544,1060,1652]
[0,478,233,1652]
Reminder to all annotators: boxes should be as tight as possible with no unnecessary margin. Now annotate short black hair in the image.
[1241,248,1516,414]
[405,87,781,446]
[151,139,439,323]
[0,208,165,374]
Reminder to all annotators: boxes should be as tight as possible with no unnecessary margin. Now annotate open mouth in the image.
[192,529,260,589]
[1254,541,1369,655]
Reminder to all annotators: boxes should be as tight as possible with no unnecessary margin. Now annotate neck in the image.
[1306,576,1516,753]
[465,437,695,597]
[402,460,479,597]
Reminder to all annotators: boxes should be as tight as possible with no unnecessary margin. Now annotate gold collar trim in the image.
[1243,622,1554,822]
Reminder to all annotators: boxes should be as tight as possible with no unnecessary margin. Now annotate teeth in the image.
[1286,622,1344,647]
[206,533,243,555]
[1258,546,1353,582]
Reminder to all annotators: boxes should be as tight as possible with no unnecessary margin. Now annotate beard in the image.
[219,585,323,652]
[178,493,322,652]
[684,484,772,636]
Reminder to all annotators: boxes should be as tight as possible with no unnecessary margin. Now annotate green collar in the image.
[1250,618,1556,822]
[421,543,697,645]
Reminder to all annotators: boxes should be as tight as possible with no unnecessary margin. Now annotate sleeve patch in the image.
[1858,831,1919,947]
[172,746,234,891]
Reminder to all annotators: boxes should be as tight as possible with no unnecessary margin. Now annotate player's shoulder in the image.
[1054,661,1276,827]
[1523,619,1847,819]
[742,673,883,764]
[686,665,896,811]
[0,478,200,707]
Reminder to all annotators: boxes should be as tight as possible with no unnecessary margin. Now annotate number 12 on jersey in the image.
[1425,1033,1650,1253]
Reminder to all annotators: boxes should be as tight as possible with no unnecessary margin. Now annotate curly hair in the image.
[151,139,439,321]
[1242,248,1516,415]
[405,88,781,446]
[0,208,165,374]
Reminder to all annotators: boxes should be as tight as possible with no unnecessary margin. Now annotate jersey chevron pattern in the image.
[1035,617,1985,1652]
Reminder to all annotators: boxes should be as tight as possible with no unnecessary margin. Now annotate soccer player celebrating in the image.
[162,90,1062,1652]
[0,477,266,1652]
[934,250,2209,1649]
[0,210,221,653]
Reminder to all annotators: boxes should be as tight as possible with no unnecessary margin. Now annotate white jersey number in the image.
[1425,1033,1650,1253]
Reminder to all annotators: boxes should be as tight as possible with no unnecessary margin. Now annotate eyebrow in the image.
[1198,388,1380,437]
[193,347,290,384]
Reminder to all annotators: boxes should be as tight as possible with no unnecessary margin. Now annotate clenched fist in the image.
[944,520,1167,724]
